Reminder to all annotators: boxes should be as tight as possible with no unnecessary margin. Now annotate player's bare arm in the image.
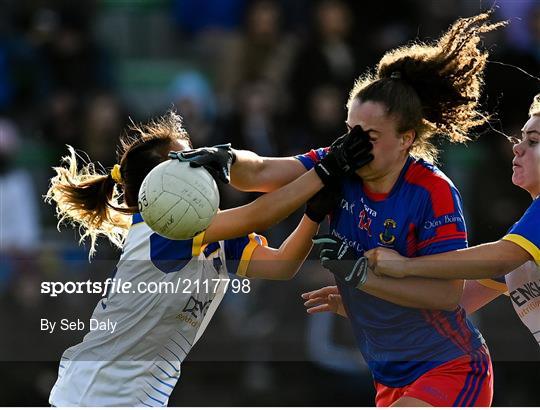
[171,144,307,193]
[361,273,464,311]
[366,240,532,280]
[246,215,319,280]
[203,169,323,244]
[303,272,463,313]
[245,185,339,280]
[231,151,307,193]
[459,280,504,315]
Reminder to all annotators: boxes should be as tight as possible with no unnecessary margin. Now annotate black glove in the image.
[169,143,236,184]
[305,185,341,223]
[314,125,373,186]
[312,234,369,289]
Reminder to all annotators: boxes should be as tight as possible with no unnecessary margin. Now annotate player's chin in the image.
[355,164,373,178]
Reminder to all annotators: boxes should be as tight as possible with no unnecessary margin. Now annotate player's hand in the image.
[314,125,373,186]
[301,286,347,317]
[312,234,369,289]
[169,143,236,184]
[365,247,409,278]
[305,185,341,223]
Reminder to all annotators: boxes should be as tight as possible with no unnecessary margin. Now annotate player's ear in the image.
[400,130,415,150]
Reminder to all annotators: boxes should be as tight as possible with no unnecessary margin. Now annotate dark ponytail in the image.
[348,11,506,163]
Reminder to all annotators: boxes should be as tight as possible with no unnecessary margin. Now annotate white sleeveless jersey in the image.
[479,262,540,347]
[49,214,266,406]
[505,262,540,345]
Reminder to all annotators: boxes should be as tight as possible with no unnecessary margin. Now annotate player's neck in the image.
[362,157,408,195]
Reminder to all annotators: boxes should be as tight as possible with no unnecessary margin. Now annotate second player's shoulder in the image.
[404,158,455,189]
[524,196,540,216]
[403,158,461,204]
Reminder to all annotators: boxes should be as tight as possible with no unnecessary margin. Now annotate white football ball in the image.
[138,160,219,240]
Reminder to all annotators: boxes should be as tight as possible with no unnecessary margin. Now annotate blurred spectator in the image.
[38,7,112,95]
[168,70,218,147]
[82,92,126,166]
[172,0,245,36]
[224,80,283,155]
[217,0,297,115]
[41,89,83,154]
[291,84,346,152]
[288,0,363,124]
[0,118,41,252]
[0,6,47,122]
[219,79,287,212]
[497,0,539,53]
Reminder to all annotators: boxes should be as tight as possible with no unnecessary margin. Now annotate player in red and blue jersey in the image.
[366,94,540,348]
[299,147,491,406]
[181,13,504,406]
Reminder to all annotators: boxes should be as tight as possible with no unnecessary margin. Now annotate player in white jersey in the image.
[362,94,540,346]
[45,111,373,406]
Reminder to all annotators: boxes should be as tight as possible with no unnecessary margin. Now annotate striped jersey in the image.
[297,150,485,387]
[49,213,266,406]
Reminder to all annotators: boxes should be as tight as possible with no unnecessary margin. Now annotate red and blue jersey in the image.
[297,150,485,387]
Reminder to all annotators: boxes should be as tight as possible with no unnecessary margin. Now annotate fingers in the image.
[214,143,231,150]
[306,295,340,314]
[177,150,202,160]
[328,294,342,303]
[303,297,329,307]
[306,304,333,314]
[329,133,347,150]
[301,285,338,300]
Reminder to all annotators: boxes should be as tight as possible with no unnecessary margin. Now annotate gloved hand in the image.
[312,234,369,289]
[314,125,373,186]
[169,143,236,184]
[305,185,341,223]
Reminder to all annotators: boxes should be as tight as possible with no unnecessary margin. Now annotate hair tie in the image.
[390,71,402,80]
[111,164,123,184]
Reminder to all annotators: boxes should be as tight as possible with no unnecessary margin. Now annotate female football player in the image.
[364,94,540,346]
[179,12,505,407]
[45,111,371,406]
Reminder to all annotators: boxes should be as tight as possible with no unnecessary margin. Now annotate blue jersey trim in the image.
[146,381,170,398]
[132,213,144,224]
[150,234,193,274]
[152,373,175,389]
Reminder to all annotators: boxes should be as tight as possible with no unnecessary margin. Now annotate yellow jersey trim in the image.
[237,233,267,277]
[503,234,540,265]
[477,279,508,294]
[192,232,206,256]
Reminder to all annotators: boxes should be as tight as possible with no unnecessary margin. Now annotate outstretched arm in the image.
[245,186,340,280]
[204,169,323,244]
[230,150,307,193]
[361,272,463,311]
[302,272,463,316]
[460,280,504,315]
[366,240,531,280]
[312,235,464,311]
[246,216,319,280]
